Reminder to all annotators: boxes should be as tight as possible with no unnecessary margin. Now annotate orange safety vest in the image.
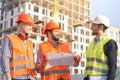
[39,41,71,80]
[7,34,36,78]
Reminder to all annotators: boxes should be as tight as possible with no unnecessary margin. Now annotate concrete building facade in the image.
[0,0,120,79]
[0,0,91,77]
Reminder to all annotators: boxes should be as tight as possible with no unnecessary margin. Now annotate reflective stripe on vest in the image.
[85,36,111,77]
[7,34,36,77]
[10,56,34,62]
[10,64,29,70]
[39,41,71,80]
[41,70,70,76]
[86,66,108,74]
[10,56,27,61]
[87,58,107,64]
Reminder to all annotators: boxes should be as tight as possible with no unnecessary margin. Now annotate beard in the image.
[92,31,99,35]
[52,36,59,42]
[51,33,59,42]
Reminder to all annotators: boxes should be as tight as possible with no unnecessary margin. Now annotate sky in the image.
[90,0,120,29]
[0,1,120,29]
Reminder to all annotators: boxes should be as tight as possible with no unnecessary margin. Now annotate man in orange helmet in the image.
[36,21,80,80]
[1,13,36,80]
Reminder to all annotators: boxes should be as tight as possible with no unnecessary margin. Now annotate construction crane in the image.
[46,0,75,43]
[51,0,59,23]
[73,21,85,27]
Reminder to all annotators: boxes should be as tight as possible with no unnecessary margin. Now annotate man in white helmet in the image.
[84,15,118,80]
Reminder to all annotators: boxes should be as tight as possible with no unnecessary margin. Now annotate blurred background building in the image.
[0,0,120,80]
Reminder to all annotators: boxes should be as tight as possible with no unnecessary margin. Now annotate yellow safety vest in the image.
[85,36,111,77]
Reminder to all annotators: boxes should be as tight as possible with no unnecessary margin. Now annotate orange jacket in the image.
[37,41,71,80]
[7,34,36,78]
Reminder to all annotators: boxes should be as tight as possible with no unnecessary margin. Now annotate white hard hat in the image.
[92,15,110,28]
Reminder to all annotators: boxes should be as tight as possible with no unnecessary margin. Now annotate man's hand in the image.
[35,63,44,72]
[6,73,12,80]
[74,55,81,63]
[74,55,81,67]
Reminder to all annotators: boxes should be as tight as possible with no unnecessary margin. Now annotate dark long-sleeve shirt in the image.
[104,39,117,80]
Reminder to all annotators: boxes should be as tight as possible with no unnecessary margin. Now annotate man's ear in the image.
[46,31,52,37]
[101,25,105,31]
[18,22,24,28]
[98,24,103,30]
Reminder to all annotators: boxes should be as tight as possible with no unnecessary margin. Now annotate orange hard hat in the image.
[42,22,61,34]
[16,13,34,26]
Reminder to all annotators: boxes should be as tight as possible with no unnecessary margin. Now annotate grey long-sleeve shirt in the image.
[1,37,35,80]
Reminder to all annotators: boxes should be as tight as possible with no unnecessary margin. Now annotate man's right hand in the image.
[6,73,12,80]
[35,63,44,72]
[74,55,81,63]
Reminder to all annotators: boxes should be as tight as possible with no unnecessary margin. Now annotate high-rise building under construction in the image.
[0,0,91,78]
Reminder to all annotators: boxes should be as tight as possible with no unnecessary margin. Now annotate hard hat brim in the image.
[42,27,61,34]
[16,20,34,26]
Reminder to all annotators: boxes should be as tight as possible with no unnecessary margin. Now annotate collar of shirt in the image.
[94,34,105,42]
[14,31,27,45]
[94,34,105,46]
